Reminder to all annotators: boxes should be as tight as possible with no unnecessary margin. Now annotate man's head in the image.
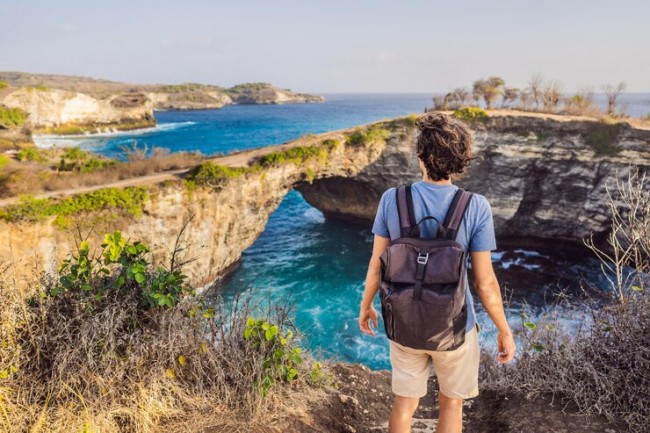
[415,113,474,181]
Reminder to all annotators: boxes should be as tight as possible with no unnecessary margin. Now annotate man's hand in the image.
[359,305,379,336]
[497,331,516,363]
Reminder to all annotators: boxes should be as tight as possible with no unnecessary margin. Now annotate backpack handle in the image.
[410,216,445,238]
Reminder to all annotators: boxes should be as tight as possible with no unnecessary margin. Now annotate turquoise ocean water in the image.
[34,93,640,369]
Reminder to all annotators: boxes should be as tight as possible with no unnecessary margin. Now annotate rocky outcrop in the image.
[1,113,648,288]
[299,115,650,242]
[227,83,325,105]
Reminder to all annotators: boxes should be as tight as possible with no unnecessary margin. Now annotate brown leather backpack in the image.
[380,184,473,351]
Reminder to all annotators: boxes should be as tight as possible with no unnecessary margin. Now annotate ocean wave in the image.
[33,121,196,148]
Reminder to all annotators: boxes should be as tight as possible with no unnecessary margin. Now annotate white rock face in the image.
[2,88,153,128]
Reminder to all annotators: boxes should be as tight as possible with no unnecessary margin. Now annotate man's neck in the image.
[422,177,453,186]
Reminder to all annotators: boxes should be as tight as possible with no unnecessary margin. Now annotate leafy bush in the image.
[52,231,188,308]
[0,106,26,128]
[0,187,149,223]
[189,161,256,186]
[584,122,622,155]
[0,154,9,169]
[244,318,302,395]
[345,126,391,147]
[258,145,328,167]
[16,147,46,163]
[453,106,488,122]
[0,81,8,89]
[322,138,342,150]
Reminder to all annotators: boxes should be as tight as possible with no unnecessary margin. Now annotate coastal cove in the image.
[6,94,650,370]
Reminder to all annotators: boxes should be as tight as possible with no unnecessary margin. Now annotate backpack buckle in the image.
[417,252,429,265]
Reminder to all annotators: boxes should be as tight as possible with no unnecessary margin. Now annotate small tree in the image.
[500,87,520,109]
[603,82,626,116]
[528,73,544,111]
[518,90,533,111]
[472,76,505,109]
[541,81,563,113]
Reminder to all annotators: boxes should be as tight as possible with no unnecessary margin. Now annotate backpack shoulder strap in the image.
[395,185,419,238]
[442,188,473,240]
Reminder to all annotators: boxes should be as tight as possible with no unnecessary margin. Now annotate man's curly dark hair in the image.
[415,113,475,181]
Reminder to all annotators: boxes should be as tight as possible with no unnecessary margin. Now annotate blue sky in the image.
[1,0,648,92]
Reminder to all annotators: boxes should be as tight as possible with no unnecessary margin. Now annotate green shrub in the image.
[584,122,622,155]
[53,231,188,308]
[189,161,254,186]
[345,126,391,147]
[322,138,342,150]
[0,106,26,128]
[0,81,8,90]
[258,145,328,167]
[243,317,326,395]
[453,106,488,123]
[0,155,9,169]
[63,147,86,161]
[0,187,149,223]
[405,114,418,126]
[80,157,114,172]
[16,148,46,163]
[305,168,316,184]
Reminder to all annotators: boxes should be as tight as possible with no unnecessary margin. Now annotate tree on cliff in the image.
[472,77,505,110]
[500,87,520,109]
[541,81,563,113]
[528,73,544,111]
[603,82,626,116]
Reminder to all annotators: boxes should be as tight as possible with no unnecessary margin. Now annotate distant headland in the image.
[0,71,324,147]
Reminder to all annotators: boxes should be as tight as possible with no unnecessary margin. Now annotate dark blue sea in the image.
[34,93,623,369]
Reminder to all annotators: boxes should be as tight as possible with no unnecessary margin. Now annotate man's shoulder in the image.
[467,191,491,212]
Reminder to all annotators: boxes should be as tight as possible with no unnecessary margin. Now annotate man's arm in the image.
[359,235,390,336]
[471,250,516,363]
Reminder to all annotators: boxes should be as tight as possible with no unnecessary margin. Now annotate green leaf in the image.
[632,285,643,292]
[524,321,537,330]
[246,317,256,327]
[265,329,275,341]
[532,343,545,352]
[262,323,270,331]
[244,329,253,340]
[135,273,146,284]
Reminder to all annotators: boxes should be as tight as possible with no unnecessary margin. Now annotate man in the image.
[359,112,516,433]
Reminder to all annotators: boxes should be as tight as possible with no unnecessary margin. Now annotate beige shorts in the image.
[389,326,479,400]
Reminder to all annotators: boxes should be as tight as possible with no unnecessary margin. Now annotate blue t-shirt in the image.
[371,181,497,333]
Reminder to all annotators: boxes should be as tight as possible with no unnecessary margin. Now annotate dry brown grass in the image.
[0,232,327,433]
[479,171,650,432]
[0,148,203,198]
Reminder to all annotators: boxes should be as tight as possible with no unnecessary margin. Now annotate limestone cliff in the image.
[2,87,155,133]
[0,133,381,288]
[298,115,650,242]
[1,113,648,289]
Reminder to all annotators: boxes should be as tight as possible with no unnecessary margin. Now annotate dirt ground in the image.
[262,363,625,433]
